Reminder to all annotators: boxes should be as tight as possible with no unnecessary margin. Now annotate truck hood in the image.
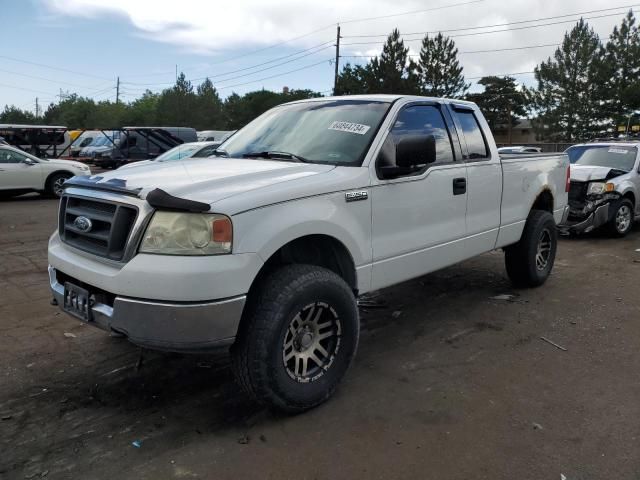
[76,157,335,205]
[570,165,624,182]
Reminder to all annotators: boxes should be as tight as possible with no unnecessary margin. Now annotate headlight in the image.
[140,211,232,255]
[79,165,90,171]
[587,182,614,195]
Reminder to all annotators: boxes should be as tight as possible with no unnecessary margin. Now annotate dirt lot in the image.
[1,195,640,480]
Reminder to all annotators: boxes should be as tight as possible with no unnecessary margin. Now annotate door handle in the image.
[453,177,466,195]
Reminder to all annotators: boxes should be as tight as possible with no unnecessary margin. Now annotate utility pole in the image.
[507,97,513,145]
[35,97,39,119]
[333,24,341,96]
[116,76,120,105]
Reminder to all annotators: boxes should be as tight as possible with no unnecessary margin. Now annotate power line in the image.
[122,41,334,87]
[0,82,58,96]
[341,4,640,38]
[116,0,483,79]
[340,43,560,58]
[341,10,637,46]
[211,46,334,85]
[0,54,113,81]
[0,67,111,91]
[205,25,337,67]
[217,59,332,90]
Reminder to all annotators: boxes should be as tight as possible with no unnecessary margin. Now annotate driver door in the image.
[0,148,43,190]
[370,103,468,290]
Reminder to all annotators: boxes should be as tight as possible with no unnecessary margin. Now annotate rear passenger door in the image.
[450,105,502,256]
[370,103,468,290]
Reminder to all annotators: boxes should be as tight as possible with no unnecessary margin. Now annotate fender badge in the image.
[345,190,368,202]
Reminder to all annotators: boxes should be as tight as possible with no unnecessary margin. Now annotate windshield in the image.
[90,136,112,147]
[571,145,638,171]
[220,99,391,165]
[154,144,201,161]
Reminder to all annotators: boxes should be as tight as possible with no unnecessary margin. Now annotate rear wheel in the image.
[606,198,634,237]
[505,210,558,288]
[46,173,72,197]
[231,264,359,413]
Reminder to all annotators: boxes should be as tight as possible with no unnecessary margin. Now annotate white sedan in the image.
[0,145,91,198]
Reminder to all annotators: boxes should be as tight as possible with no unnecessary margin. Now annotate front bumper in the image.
[49,266,245,352]
[559,203,610,234]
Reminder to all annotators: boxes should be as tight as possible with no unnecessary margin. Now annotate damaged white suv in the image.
[562,143,640,236]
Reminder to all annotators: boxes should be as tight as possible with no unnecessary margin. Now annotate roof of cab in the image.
[282,94,478,107]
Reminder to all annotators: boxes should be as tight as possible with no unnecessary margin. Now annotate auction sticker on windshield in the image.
[329,121,371,135]
[608,148,630,154]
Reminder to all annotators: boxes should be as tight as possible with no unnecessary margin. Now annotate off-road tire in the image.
[46,172,72,198]
[606,198,634,237]
[231,264,359,413]
[505,209,557,288]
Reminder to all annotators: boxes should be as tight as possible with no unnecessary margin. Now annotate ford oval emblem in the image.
[73,216,93,233]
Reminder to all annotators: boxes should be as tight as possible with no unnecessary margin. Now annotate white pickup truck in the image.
[48,95,569,412]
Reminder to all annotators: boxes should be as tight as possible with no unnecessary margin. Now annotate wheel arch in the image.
[44,170,75,191]
[621,189,636,209]
[249,234,358,298]
[530,188,554,213]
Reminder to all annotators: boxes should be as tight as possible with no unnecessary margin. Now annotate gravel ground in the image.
[1,194,640,480]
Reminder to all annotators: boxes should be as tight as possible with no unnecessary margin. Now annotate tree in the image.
[467,76,529,143]
[532,19,606,141]
[416,33,468,98]
[0,105,36,123]
[126,90,159,126]
[155,72,198,126]
[195,78,224,129]
[335,63,375,95]
[368,29,419,94]
[42,95,99,128]
[603,10,640,130]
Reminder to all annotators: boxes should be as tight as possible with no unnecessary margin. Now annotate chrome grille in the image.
[59,195,138,261]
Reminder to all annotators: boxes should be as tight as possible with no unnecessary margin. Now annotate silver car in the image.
[561,142,640,236]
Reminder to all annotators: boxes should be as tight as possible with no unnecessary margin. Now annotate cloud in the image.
[39,0,631,89]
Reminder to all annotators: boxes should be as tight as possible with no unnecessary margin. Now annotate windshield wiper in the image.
[242,151,310,163]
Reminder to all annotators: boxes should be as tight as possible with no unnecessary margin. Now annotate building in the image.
[491,118,537,145]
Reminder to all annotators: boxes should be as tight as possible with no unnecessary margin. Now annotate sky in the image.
[0,0,636,114]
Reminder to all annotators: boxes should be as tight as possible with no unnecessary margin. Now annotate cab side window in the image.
[453,110,489,159]
[0,149,27,164]
[378,105,455,175]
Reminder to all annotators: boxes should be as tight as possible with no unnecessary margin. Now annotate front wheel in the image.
[46,173,72,198]
[231,264,359,413]
[606,198,634,237]
[505,210,558,288]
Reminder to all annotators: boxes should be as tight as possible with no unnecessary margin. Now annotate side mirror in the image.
[23,158,37,166]
[396,135,436,168]
[378,134,437,179]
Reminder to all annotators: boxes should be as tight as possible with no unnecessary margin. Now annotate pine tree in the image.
[195,78,224,129]
[368,29,419,94]
[416,33,468,98]
[467,76,529,142]
[156,72,198,126]
[603,10,640,130]
[533,19,605,141]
